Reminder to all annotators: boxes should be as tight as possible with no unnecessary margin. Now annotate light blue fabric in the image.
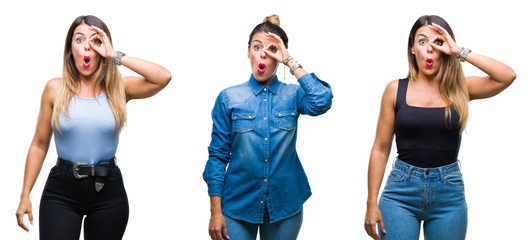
[203,73,333,224]
[378,158,468,240]
[54,93,119,165]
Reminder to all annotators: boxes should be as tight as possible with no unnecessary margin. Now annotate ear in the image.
[247,47,251,59]
[411,46,415,55]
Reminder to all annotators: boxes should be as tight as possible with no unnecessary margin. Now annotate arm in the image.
[262,33,333,116]
[429,24,516,100]
[203,93,231,240]
[364,80,397,240]
[88,26,172,101]
[16,78,58,231]
[209,196,228,240]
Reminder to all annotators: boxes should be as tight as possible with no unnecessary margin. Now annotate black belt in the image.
[56,157,117,192]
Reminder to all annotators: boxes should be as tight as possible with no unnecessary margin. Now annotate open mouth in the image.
[83,56,91,68]
[426,58,433,67]
[258,63,266,74]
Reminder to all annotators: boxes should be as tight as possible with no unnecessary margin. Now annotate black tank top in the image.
[394,78,461,168]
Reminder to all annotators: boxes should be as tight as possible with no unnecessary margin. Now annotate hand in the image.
[428,23,459,56]
[263,32,290,63]
[88,25,116,59]
[16,198,33,232]
[209,212,229,240]
[364,205,386,240]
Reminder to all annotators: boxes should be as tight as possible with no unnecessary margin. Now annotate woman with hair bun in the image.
[15,15,171,239]
[364,15,515,240]
[203,14,333,240]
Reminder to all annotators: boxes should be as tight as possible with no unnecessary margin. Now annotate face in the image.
[411,25,444,77]
[71,24,102,80]
[248,32,279,85]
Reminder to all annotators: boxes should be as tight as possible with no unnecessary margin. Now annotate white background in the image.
[1,0,530,239]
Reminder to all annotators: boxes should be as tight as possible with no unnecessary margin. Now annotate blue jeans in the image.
[378,159,467,240]
[224,206,303,240]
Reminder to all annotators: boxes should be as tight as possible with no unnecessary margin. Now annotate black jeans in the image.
[39,165,129,240]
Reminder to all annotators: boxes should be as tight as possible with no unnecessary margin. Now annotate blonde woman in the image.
[15,15,171,239]
[203,15,333,240]
[364,15,515,240]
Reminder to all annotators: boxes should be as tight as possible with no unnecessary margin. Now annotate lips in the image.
[426,58,433,67]
[258,63,266,74]
[83,56,91,68]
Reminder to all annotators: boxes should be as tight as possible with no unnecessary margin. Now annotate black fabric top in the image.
[394,78,461,168]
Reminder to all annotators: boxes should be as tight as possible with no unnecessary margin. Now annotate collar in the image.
[248,74,280,96]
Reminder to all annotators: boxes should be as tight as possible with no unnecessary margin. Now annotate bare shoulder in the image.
[43,78,61,103]
[382,79,399,106]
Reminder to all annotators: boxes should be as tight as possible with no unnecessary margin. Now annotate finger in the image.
[378,219,386,235]
[29,211,33,225]
[222,225,229,239]
[16,213,29,232]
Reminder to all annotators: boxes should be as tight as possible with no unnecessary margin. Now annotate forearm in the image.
[367,150,390,206]
[20,143,49,199]
[464,52,516,84]
[210,196,223,215]
[120,55,172,86]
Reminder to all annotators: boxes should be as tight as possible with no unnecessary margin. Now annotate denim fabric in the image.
[203,73,333,223]
[224,206,303,240]
[378,159,467,240]
[39,166,129,240]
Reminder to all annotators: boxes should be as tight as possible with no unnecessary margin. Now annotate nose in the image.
[84,40,91,51]
[427,43,433,53]
[260,49,267,59]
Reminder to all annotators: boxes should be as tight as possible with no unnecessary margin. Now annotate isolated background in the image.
[1,0,530,239]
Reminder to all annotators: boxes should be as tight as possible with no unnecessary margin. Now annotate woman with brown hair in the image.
[364,15,515,240]
[203,15,333,240]
[15,15,171,239]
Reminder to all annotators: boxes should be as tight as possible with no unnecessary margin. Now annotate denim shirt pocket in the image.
[273,109,298,130]
[231,111,256,133]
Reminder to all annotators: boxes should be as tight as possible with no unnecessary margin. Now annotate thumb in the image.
[223,225,229,239]
[29,211,34,225]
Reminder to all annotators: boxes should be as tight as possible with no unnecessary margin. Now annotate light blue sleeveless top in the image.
[54,93,119,165]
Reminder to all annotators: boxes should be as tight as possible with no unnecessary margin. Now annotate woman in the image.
[203,15,333,240]
[15,15,171,239]
[364,15,515,240]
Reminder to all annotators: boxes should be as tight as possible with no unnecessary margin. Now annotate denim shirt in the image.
[203,73,333,223]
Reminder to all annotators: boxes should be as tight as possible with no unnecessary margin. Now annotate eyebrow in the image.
[74,32,99,37]
[252,40,263,44]
[416,33,428,39]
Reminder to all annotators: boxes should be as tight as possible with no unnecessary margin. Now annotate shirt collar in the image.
[248,74,280,96]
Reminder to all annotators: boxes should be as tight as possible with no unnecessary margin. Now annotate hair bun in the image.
[263,14,280,26]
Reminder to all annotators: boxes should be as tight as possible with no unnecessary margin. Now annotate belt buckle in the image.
[73,162,91,179]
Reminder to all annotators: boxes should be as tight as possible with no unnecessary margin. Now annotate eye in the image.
[435,40,443,46]
[419,39,426,45]
[254,45,261,51]
[92,38,102,45]
[76,38,84,44]
[268,47,277,53]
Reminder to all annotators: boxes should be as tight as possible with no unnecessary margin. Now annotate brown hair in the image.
[248,14,289,48]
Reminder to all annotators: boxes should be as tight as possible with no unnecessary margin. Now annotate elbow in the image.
[162,71,172,86]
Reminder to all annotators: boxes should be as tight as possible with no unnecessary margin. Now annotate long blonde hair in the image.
[52,15,126,134]
[407,15,469,132]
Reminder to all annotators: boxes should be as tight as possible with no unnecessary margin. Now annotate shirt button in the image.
[292,113,295,115]
[264,117,267,120]
[261,201,264,204]
[264,179,267,182]
[264,138,268,141]
[248,116,252,119]
[264,99,267,102]
[264,159,268,162]
[264,88,267,91]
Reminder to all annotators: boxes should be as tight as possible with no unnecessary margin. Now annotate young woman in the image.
[15,15,171,239]
[364,15,515,240]
[365,15,516,240]
[203,15,333,240]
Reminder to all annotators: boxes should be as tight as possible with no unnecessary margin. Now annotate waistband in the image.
[393,158,460,178]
